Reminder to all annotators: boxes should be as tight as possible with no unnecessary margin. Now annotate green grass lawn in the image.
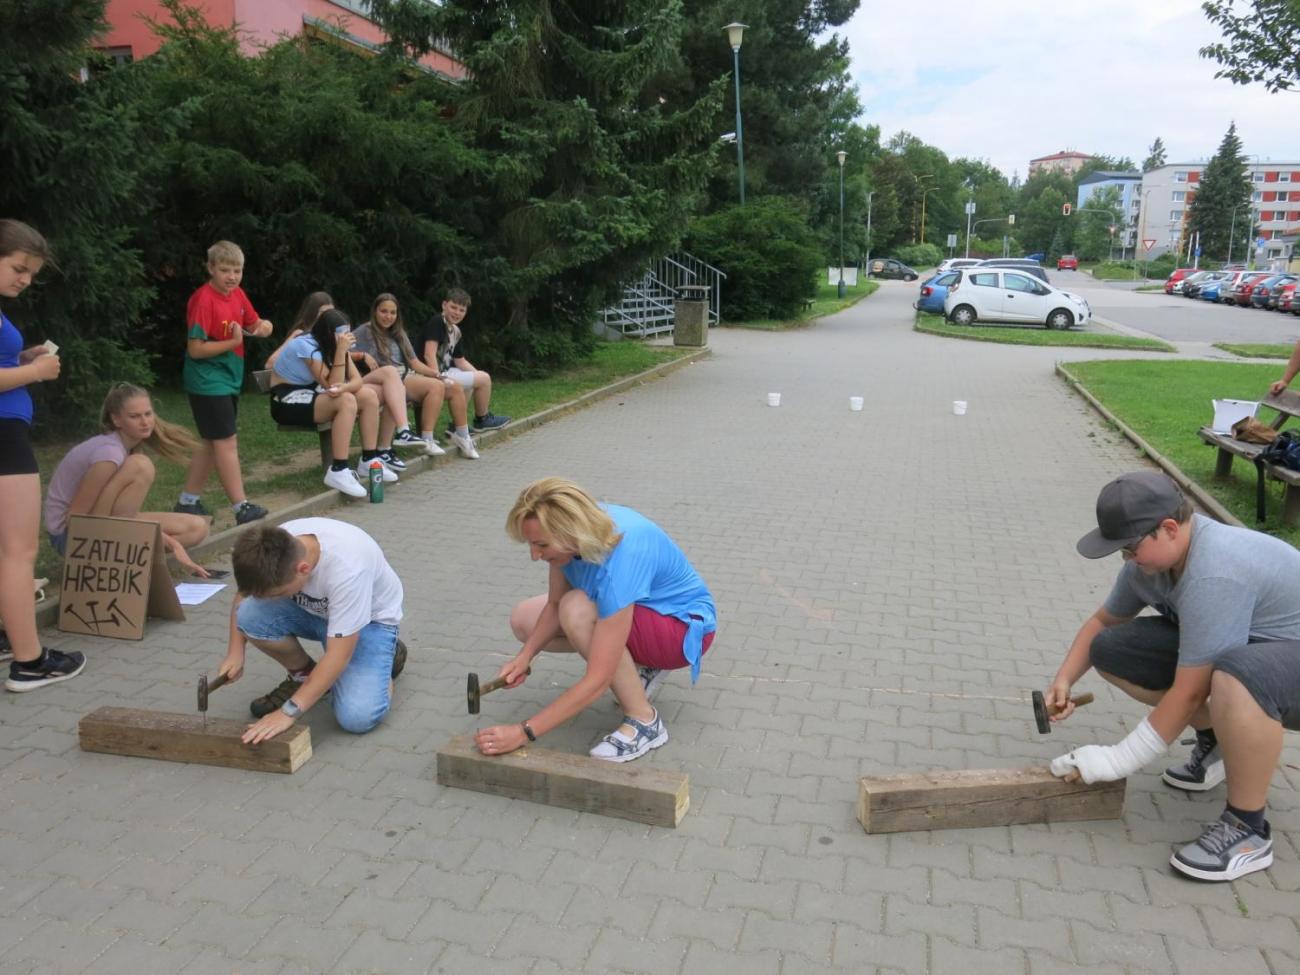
[724,278,880,330]
[33,340,690,580]
[914,311,1175,351]
[1063,358,1300,542]
[1214,343,1293,360]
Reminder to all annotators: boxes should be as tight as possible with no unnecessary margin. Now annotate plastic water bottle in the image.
[368,460,384,503]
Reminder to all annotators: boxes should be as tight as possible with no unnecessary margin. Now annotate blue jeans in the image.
[236,597,398,734]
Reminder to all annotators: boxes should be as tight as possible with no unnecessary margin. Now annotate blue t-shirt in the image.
[562,504,716,681]
[0,313,33,424]
[273,334,323,387]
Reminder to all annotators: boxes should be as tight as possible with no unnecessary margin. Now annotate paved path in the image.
[4,279,1299,974]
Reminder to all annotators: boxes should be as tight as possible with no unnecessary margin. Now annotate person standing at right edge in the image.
[0,219,85,690]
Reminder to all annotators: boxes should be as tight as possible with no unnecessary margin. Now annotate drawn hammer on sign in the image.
[467,667,530,715]
[1032,689,1095,734]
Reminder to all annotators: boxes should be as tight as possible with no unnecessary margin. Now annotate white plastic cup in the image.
[953,400,968,415]
[767,392,781,407]
[849,396,864,411]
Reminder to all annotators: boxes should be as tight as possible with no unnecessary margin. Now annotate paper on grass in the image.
[1212,399,1260,434]
[175,583,225,605]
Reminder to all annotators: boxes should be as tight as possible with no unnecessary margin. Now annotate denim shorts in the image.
[236,596,399,734]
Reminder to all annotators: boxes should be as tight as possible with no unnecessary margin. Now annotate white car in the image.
[943,267,1090,330]
[934,257,983,273]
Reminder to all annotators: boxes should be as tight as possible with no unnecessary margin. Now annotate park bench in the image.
[253,369,378,469]
[1197,388,1300,524]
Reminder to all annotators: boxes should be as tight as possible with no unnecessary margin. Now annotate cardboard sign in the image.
[58,515,184,640]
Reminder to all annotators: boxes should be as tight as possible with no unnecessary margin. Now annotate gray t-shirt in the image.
[1103,514,1300,666]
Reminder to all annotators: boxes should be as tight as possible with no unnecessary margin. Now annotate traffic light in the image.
[1062,203,1072,216]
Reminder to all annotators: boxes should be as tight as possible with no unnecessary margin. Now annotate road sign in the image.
[1143,239,1156,252]
[1256,236,1267,248]
[946,233,958,247]
[965,201,976,215]
[1195,247,1202,257]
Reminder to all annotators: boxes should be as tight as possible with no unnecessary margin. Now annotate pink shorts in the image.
[626,605,714,670]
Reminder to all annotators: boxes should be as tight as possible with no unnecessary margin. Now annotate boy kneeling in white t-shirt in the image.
[220,518,405,744]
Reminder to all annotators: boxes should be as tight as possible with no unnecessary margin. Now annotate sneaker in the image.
[6,648,87,692]
[0,632,11,664]
[638,665,668,702]
[1171,811,1273,881]
[234,501,268,525]
[250,673,307,718]
[379,449,407,472]
[448,431,479,459]
[1163,733,1225,792]
[472,413,511,431]
[391,639,407,679]
[589,710,668,763]
[357,458,398,484]
[422,437,447,457]
[324,466,367,498]
[174,499,211,517]
[391,429,426,449]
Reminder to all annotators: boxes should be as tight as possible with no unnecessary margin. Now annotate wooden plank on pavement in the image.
[436,734,689,827]
[857,766,1125,834]
[78,706,312,774]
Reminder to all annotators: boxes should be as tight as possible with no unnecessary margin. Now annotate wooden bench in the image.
[253,369,391,469]
[1197,389,1300,524]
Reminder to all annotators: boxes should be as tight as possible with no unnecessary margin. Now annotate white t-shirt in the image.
[283,517,403,635]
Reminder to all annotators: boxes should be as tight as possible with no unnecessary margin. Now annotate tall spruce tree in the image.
[1187,122,1252,260]
[0,0,161,427]
[1143,137,1167,172]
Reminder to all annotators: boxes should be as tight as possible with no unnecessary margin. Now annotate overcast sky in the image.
[839,0,1297,179]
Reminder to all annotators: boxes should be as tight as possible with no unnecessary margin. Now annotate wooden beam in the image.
[436,734,689,827]
[857,766,1125,834]
[78,707,312,774]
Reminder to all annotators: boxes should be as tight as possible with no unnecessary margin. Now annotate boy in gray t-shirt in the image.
[1047,471,1300,882]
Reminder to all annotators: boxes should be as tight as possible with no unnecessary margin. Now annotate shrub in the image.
[894,243,943,268]
[686,198,822,321]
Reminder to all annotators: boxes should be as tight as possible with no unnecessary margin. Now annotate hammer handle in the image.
[207,672,231,694]
[480,666,532,697]
[1070,692,1095,707]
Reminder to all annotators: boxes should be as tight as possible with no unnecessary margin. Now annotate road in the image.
[1053,269,1300,346]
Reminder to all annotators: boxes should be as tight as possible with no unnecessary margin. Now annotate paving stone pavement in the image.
[4,278,1300,974]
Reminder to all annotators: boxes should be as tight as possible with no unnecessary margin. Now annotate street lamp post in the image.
[912,173,933,243]
[723,23,747,205]
[864,190,874,271]
[836,150,847,298]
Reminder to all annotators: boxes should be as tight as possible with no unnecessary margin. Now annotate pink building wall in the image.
[100,0,466,80]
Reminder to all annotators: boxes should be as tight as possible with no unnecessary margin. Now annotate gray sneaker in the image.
[589,710,667,762]
[637,665,667,702]
[1171,811,1272,881]
[1162,735,1225,792]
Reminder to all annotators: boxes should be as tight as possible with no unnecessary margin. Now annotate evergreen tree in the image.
[0,0,162,427]
[1143,137,1167,172]
[1075,185,1123,261]
[1187,122,1252,260]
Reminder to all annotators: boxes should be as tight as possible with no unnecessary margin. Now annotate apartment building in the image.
[1028,151,1093,177]
[100,0,466,80]
[1076,171,1142,252]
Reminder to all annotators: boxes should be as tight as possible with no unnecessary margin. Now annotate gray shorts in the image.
[1091,616,1300,729]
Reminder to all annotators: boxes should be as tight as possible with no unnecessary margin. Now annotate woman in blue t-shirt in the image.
[475,477,717,763]
[0,220,85,691]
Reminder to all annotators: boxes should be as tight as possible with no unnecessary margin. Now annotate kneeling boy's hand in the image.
[243,711,295,745]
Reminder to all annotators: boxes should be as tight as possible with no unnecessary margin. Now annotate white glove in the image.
[1050,717,1168,783]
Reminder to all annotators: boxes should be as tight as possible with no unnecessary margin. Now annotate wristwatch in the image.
[280,699,303,719]
[522,721,537,742]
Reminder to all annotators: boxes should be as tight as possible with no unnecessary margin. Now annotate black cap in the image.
[1076,471,1184,559]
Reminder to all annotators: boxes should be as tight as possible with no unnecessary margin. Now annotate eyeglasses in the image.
[1120,528,1159,558]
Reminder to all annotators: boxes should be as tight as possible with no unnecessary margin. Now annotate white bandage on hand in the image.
[1049,717,1168,783]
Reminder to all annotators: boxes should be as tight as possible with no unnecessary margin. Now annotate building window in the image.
[1175,172,1188,183]
[1170,210,1183,221]
[1171,191,1186,202]
[1254,172,1266,182]
[1282,173,1293,183]
[1253,191,1263,202]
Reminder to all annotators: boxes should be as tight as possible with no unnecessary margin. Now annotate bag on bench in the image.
[1232,416,1277,444]
[1253,431,1300,521]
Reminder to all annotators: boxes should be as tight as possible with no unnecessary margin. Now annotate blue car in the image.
[1199,278,1228,302]
[915,271,959,313]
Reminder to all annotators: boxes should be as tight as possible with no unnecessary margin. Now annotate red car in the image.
[1163,268,1196,294]
[1057,254,1079,270]
[1275,281,1297,312]
[1232,272,1271,306]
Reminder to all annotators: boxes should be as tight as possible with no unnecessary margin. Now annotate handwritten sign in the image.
[58,516,184,640]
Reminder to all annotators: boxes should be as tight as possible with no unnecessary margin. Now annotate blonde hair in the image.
[100,383,199,466]
[207,240,244,267]
[505,477,621,562]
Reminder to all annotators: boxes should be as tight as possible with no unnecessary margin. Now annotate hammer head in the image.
[467,672,481,715]
[1031,690,1051,734]
[197,674,209,713]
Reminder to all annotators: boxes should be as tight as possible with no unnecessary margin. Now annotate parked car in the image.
[1267,275,1297,310]
[1164,268,1197,294]
[1231,272,1272,306]
[1023,252,1046,262]
[935,258,983,274]
[914,271,959,314]
[868,258,919,281]
[943,268,1090,329]
[1250,274,1288,308]
[978,259,1050,283]
[1184,270,1231,299]
[1276,281,1297,312]
[1199,276,1235,302]
[1057,254,1079,270]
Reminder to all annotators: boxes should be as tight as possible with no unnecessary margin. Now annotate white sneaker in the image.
[391,428,426,449]
[589,711,667,763]
[448,431,479,459]
[357,458,398,483]
[422,437,447,457]
[324,466,366,498]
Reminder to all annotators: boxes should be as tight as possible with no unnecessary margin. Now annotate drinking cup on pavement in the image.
[849,396,864,412]
[953,400,968,415]
[767,393,781,407]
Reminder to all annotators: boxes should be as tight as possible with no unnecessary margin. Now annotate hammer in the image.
[467,667,530,715]
[197,672,231,716]
[1032,689,1094,734]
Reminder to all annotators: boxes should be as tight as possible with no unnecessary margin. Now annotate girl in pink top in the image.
[45,384,213,576]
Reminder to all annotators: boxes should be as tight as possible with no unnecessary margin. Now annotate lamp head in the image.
[723,22,747,51]
[836,150,847,167]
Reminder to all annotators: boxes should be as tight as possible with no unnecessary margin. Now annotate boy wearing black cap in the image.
[1047,470,1300,881]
